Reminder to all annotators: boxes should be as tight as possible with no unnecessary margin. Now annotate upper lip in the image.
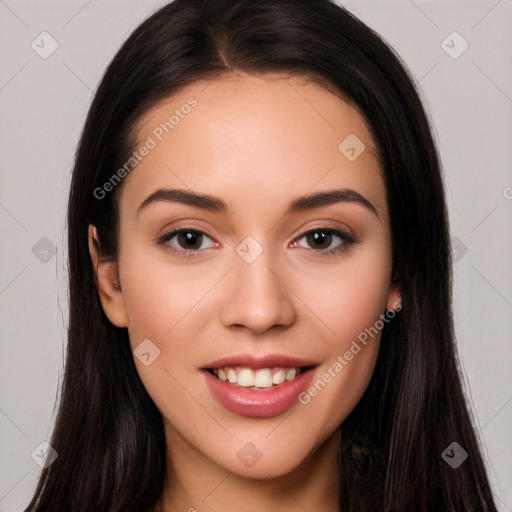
[203,353,319,370]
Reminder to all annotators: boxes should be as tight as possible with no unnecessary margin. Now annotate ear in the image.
[88,224,129,327]
[385,267,402,312]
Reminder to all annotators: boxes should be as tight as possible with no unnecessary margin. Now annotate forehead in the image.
[135,72,377,154]
[120,72,386,222]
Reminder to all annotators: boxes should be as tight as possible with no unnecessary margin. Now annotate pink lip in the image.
[202,366,316,418]
[203,353,318,370]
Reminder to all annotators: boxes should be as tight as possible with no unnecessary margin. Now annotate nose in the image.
[219,247,297,335]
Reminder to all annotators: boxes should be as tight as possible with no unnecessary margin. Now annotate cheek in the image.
[117,247,210,418]
[118,243,213,346]
[299,245,392,346]
[293,246,391,426]
[295,276,389,441]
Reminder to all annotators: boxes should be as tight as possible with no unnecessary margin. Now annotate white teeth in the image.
[254,369,273,388]
[227,368,237,383]
[285,368,297,381]
[211,366,302,388]
[272,369,286,385]
[237,368,255,387]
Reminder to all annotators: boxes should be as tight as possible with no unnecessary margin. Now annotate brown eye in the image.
[157,228,215,257]
[305,230,334,249]
[175,230,204,250]
[295,228,355,256]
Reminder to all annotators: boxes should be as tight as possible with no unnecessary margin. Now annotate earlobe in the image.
[88,224,129,328]
[385,268,402,312]
[386,284,401,312]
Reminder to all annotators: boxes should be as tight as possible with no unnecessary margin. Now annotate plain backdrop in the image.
[0,1,511,510]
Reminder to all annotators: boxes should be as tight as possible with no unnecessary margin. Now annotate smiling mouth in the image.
[206,365,315,390]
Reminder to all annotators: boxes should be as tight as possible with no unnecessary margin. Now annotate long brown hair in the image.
[25,1,498,510]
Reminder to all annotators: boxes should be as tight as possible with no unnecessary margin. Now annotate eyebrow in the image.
[137,187,379,218]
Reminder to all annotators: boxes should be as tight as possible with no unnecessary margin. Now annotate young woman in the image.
[25,0,498,510]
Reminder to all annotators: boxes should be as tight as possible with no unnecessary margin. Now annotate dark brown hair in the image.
[25,1,498,510]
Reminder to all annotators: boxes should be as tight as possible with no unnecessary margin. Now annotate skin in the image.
[89,72,401,512]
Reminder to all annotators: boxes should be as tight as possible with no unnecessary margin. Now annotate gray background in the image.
[0,0,511,510]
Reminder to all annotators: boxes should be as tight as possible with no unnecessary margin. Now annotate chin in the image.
[208,433,324,479]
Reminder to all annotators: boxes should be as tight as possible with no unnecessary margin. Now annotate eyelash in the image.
[156,227,355,259]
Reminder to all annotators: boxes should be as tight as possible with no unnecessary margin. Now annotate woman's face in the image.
[91,72,400,478]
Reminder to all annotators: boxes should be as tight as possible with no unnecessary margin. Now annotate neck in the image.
[154,425,342,512]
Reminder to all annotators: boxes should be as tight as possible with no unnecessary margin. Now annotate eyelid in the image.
[293,227,355,244]
[290,227,355,258]
[156,227,217,254]
[292,221,355,241]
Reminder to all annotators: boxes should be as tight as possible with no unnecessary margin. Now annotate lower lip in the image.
[202,367,316,418]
